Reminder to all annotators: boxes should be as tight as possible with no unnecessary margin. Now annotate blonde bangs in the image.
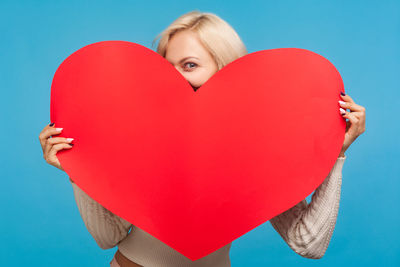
[152,10,247,70]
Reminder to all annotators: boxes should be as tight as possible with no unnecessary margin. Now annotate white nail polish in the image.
[56,128,63,131]
[339,108,346,114]
[67,138,74,142]
[339,100,346,105]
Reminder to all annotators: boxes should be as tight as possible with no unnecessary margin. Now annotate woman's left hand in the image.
[338,92,366,157]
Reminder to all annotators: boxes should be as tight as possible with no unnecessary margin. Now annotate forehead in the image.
[165,30,210,64]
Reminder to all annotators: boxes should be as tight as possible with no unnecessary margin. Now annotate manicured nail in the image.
[340,91,346,96]
[339,100,346,105]
[69,143,74,146]
[340,108,346,114]
[49,122,55,127]
[56,128,63,131]
[66,138,74,142]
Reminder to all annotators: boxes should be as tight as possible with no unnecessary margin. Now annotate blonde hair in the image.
[152,10,248,70]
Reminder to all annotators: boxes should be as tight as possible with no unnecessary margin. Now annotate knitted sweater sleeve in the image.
[70,181,132,249]
[269,156,346,259]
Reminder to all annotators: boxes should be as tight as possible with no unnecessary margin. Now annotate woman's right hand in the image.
[39,123,74,172]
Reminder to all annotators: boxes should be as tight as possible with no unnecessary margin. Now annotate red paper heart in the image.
[50,41,345,261]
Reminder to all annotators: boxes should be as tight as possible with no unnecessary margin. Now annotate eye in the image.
[183,62,197,71]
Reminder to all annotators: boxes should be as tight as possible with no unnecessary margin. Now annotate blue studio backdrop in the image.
[1,0,399,266]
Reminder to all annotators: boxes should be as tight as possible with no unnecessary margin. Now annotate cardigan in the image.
[71,156,346,266]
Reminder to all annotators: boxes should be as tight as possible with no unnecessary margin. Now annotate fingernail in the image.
[339,100,346,105]
[49,122,55,127]
[69,143,74,146]
[56,128,63,131]
[340,91,346,96]
[66,138,74,142]
[340,108,346,114]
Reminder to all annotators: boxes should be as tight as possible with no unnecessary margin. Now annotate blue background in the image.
[1,0,398,266]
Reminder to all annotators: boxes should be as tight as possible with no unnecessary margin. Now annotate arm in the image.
[70,180,132,249]
[269,155,346,259]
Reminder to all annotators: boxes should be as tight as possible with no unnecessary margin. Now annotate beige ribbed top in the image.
[71,156,346,266]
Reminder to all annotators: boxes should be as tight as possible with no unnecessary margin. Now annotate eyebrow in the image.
[178,56,199,64]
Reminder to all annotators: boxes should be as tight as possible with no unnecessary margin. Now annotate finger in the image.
[47,137,74,146]
[39,127,64,150]
[340,93,355,104]
[39,122,56,138]
[39,124,63,141]
[339,100,366,113]
[46,143,73,165]
[42,122,55,132]
[343,111,366,134]
[342,112,360,131]
[44,136,73,159]
[39,124,52,150]
[343,111,364,121]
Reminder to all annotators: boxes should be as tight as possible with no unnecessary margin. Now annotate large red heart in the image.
[50,41,345,261]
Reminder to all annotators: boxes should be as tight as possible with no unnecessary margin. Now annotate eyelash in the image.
[183,62,197,71]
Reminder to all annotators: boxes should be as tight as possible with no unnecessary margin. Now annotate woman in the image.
[39,11,366,267]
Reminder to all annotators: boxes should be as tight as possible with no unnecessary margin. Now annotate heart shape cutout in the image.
[50,41,345,261]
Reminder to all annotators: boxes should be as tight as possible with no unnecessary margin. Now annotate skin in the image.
[38,29,366,267]
[165,29,219,91]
